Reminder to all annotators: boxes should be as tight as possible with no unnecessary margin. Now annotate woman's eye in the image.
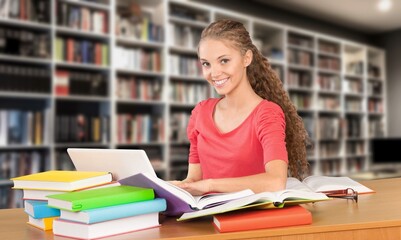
[201,62,210,67]
[221,59,229,64]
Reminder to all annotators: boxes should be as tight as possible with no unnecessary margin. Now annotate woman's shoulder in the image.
[257,100,284,114]
[194,98,221,111]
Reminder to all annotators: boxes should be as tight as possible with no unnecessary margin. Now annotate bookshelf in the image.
[0,0,387,208]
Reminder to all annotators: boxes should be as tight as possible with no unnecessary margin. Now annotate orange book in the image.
[213,205,312,233]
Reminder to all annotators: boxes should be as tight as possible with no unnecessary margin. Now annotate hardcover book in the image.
[47,185,154,212]
[27,216,57,231]
[11,170,112,191]
[53,212,160,239]
[24,200,60,219]
[59,198,166,224]
[213,205,312,233]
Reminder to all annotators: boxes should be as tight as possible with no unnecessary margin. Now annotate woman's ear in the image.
[244,49,253,67]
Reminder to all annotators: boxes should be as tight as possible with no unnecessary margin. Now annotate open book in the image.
[118,173,255,216]
[178,182,329,221]
[288,175,375,194]
[178,176,374,220]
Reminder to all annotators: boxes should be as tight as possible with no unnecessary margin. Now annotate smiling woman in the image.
[170,19,310,196]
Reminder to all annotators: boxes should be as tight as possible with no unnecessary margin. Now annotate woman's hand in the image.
[175,179,212,196]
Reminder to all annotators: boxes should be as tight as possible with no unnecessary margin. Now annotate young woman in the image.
[172,19,310,195]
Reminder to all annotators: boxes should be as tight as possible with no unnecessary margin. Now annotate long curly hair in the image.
[199,19,310,179]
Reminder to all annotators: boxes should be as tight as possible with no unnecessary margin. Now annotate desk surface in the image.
[1,178,401,240]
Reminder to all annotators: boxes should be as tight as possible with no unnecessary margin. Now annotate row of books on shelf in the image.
[317,57,340,71]
[317,96,340,111]
[287,49,313,66]
[319,142,340,158]
[168,23,202,49]
[116,76,162,101]
[0,109,49,146]
[114,46,162,72]
[0,151,48,180]
[344,78,363,94]
[287,70,312,88]
[369,120,384,137]
[170,3,209,23]
[368,81,382,95]
[317,75,340,91]
[116,4,164,42]
[170,112,190,143]
[318,42,339,54]
[170,82,210,104]
[345,117,363,138]
[0,26,50,58]
[170,54,202,77]
[346,141,365,155]
[288,34,313,48]
[55,37,109,66]
[0,0,50,23]
[57,1,108,34]
[54,70,107,97]
[55,114,109,143]
[345,99,362,112]
[0,63,50,93]
[116,114,164,144]
[368,99,384,113]
[0,187,22,208]
[346,61,363,76]
[290,93,312,110]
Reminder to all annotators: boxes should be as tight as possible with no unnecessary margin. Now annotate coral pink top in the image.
[187,98,288,179]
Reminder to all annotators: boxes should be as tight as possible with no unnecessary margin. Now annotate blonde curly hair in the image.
[199,19,311,179]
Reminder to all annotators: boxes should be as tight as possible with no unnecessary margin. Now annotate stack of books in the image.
[10,170,114,230]
[47,185,166,239]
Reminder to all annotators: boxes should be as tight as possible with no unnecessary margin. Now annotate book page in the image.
[286,177,315,192]
[194,189,255,209]
[302,176,374,193]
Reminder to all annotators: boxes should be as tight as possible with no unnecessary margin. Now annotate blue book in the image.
[59,198,166,224]
[24,200,61,219]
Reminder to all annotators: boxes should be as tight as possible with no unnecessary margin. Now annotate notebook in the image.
[67,148,157,181]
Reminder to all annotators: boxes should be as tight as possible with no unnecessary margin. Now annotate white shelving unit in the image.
[0,0,386,208]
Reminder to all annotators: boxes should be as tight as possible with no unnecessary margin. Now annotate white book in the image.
[53,212,160,239]
[294,175,374,193]
[0,110,7,145]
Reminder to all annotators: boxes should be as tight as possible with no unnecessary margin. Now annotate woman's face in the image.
[198,39,251,96]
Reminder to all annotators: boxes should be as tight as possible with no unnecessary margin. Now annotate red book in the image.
[213,205,312,233]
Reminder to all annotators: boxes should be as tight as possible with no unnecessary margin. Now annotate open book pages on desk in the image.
[118,173,255,216]
[289,176,375,194]
[178,187,329,221]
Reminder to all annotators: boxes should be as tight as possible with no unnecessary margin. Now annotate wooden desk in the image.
[1,178,401,240]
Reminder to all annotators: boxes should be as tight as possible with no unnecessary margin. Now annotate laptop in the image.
[67,148,157,181]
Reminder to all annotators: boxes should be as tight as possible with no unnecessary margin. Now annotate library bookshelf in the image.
[0,0,386,208]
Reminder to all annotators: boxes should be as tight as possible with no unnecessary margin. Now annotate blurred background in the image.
[0,0,400,208]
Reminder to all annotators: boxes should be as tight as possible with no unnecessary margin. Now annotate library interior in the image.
[1,1,401,238]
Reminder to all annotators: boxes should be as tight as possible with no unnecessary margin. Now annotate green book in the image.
[47,185,154,212]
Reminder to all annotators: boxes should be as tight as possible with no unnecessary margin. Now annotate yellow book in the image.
[11,171,112,191]
[27,216,58,231]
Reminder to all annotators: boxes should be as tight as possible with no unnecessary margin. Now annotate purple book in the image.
[118,173,254,216]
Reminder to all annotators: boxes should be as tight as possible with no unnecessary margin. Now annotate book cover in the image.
[213,205,312,233]
[53,212,160,239]
[60,198,166,224]
[11,170,112,191]
[27,215,57,231]
[24,200,60,219]
[118,172,254,216]
[47,185,154,212]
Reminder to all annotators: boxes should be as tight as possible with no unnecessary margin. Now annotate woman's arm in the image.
[176,160,288,195]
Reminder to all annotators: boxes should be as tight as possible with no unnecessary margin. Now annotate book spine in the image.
[63,198,166,223]
[71,188,155,211]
